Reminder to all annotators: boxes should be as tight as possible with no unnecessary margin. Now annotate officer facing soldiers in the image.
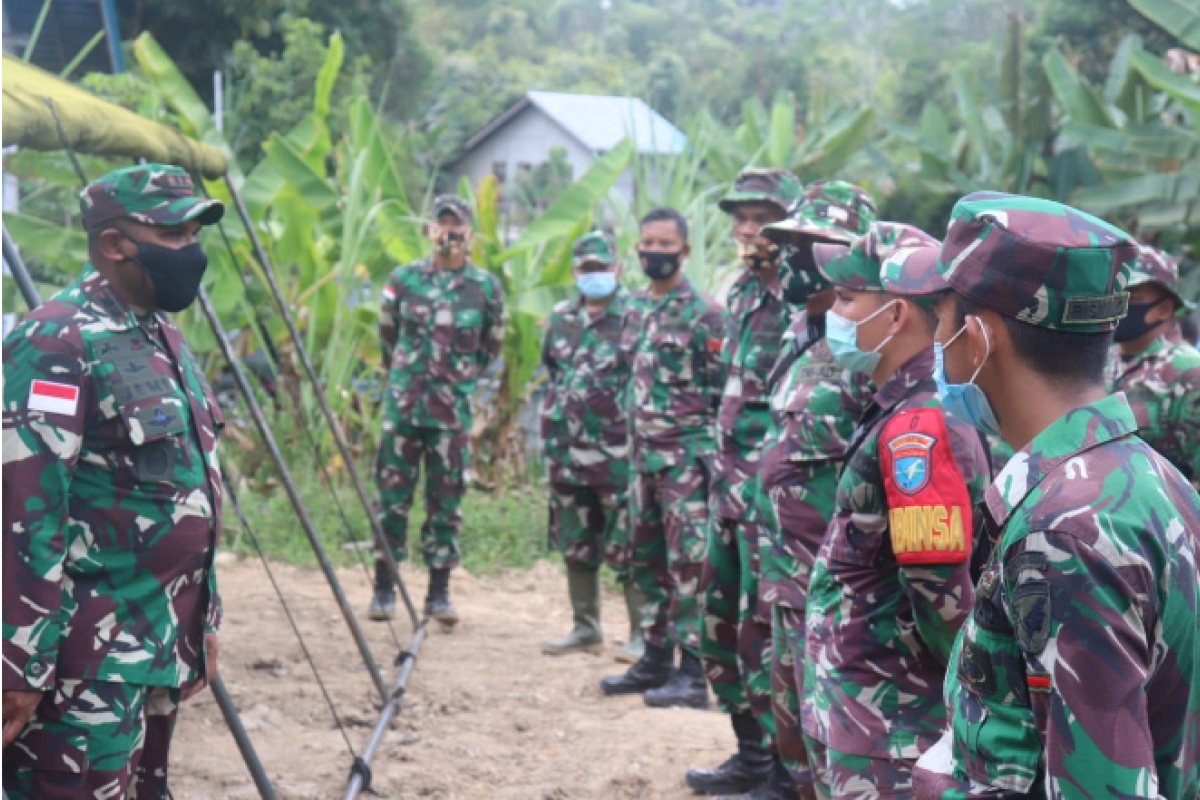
[2,164,226,798]
[802,223,992,799]
[601,207,729,707]
[1107,244,1200,483]
[540,232,642,662]
[716,181,877,800]
[374,195,506,625]
[688,168,801,797]
[914,193,1200,800]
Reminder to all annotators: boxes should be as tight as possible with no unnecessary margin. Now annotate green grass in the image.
[222,457,553,577]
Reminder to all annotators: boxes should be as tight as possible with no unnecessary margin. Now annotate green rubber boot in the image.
[543,568,604,655]
[614,580,645,664]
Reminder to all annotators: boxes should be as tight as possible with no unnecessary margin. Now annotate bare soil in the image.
[171,558,732,799]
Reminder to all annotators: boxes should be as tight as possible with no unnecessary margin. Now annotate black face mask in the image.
[780,244,830,306]
[1113,298,1171,343]
[127,238,209,312]
[638,249,683,281]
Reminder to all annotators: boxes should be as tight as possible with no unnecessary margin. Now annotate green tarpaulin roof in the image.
[2,54,227,179]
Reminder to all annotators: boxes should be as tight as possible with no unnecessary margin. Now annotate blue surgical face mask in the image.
[826,300,897,375]
[934,317,1001,437]
[577,271,618,299]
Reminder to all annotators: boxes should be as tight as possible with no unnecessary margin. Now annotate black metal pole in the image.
[342,621,429,800]
[223,175,421,627]
[210,675,278,800]
[3,226,44,310]
[196,285,389,701]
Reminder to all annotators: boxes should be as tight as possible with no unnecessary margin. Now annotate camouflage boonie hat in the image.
[816,222,940,291]
[718,168,802,214]
[1125,245,1196,314]
[762,180,877,245]
[79,164,224,231]
[572,231,617,267]
[431,194,473,223]
[937,192,1138,333]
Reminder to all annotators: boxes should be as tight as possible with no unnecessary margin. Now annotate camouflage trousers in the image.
[803,735,916,800]
[630,459,712,656]
[772,605,817,798]
[3,680,180,800]
[376,419,468,569]
[549,482,631,578]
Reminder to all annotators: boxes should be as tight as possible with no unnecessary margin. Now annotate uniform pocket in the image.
[453,309,483,353]
[652,332,693,385]
[118,398,188,483]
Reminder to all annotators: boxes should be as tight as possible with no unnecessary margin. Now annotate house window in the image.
[517,162,533,176]
[492,161,507,183]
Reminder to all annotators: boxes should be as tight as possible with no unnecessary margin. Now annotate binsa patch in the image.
[880,408,972,565]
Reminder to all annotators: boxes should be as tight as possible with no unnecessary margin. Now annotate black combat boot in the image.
[644,649,709,709]
[685,712,773,795]
[717,754,801,800]
[368,558,396,621]
[600,641,675,695]
[425,567,460,627]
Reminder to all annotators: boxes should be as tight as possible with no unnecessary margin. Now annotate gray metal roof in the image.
[461,91,687,156]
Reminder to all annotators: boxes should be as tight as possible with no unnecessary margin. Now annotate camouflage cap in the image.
[79,164,224,231]
[718,168,803,215]
[937,192,1138,333]
[815,222,940,292]
[431,194,473,223]
[1125,244,1196,314]
[761,180,877,245]
[880,243,948,298]
[572,231,617,267]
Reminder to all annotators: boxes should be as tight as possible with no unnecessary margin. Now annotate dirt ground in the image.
[171,557,732,799]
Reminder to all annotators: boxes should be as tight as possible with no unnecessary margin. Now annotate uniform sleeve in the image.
[696,307,732,407]
[2,326,89,691]
[1005,531,1160,799]
[896,419,988,664]
[480,276,507,372]
[379,270,402,367]
[1168,367,1200,482]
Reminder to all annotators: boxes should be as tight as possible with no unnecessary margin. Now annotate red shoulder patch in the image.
[880,408,972,566]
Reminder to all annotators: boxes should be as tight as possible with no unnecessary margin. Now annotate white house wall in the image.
[453,106,596,197]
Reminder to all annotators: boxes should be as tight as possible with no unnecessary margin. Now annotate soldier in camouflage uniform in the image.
[687,169,801,798]
[374,195,506,625]
[601,207,729,707]
[541,232,642,661]
[1106,244,1200,483]
[914,193,1200,800]
[2,165,225,799]
[720,181,877,800]
[801,222,992,799]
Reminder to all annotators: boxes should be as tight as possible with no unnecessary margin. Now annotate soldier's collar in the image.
[984,393,1138,527]
[80,264,139,332]
[873,346,935,411]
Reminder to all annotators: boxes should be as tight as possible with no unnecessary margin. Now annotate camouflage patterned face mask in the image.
[737,241,783,272]
[432,226,472,258]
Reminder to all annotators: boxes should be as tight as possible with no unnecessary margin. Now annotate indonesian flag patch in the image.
[382,284,397,302]
[28,380,80,416]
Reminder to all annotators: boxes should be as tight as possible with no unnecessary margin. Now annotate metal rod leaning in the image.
[195,285,389,702]
[3,226,44,310]
[342,621,430,800]
[210,675,278,800]
[223,175,421,627]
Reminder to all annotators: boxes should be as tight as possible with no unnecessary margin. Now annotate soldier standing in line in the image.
[801,222,992,799]
[688,168,802,798]
[600,207,729,707]
[1106,244,1200,484]
[540,232,643,662]
[914,193,1200,800]
[3,165,226,799]
[373,195,506,625]
[716,181,878,800]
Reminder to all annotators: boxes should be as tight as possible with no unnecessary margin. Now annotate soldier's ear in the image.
[680,242,692,261]
[95,227,132,263]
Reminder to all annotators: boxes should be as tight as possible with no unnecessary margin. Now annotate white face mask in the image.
[826,299,898,374]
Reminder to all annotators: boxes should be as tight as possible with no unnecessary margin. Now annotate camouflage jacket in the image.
[802,347,990,760]
[1107,336,1200,483]
[380,257,506,430]
[758,311,873,609]
[714,269,790,520]
[914,394,1200,800]
[2,266,223,692]
[540,289,637,487]
[628,279,730,473]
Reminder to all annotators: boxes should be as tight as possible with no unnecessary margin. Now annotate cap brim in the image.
[813,242,851,285]
[762,216,856,246]
[880,246,950,297]
[433,203,472,222]
[718,193,789,214]
[177,198,225,226]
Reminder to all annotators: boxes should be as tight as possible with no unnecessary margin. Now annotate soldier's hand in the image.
[2,690,44,748]
[182,632,219,702]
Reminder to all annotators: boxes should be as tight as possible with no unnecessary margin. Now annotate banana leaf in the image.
[1129,49,1200,119]
[1128,0,1200,51]
[1043,48,1116,129]
[2,212,86,274]
[768,92,796,169]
